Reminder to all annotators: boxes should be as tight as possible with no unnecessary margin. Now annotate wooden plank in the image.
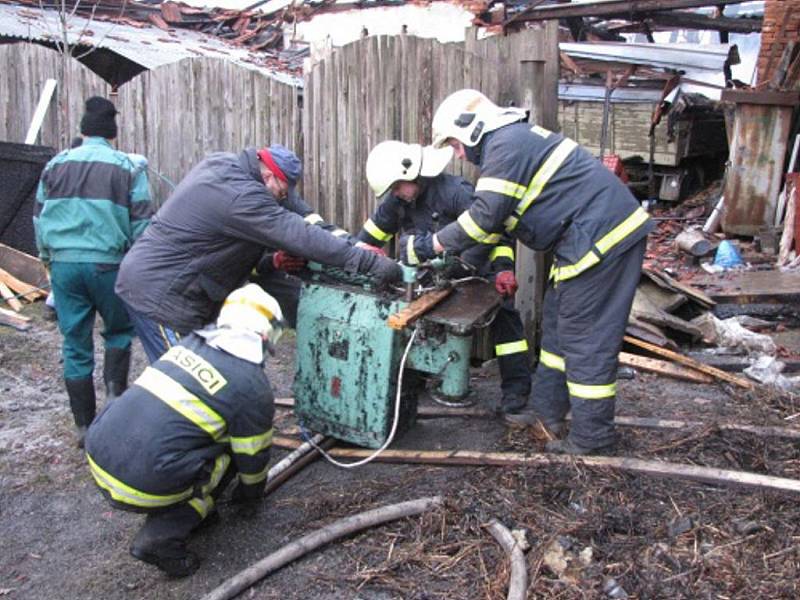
[0,267,47,301]
[0,243,49,290]
[387,288,452,330]
[619,351,713,384]
[623,335,755,389]
[514,0,746,22]
[272,436,800,495]
[688,271,800,305]
[0,305,30,330]
[0,280,23,311]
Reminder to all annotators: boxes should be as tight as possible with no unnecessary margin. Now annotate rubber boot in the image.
[103,346,131,402]
[64,377,96,449]
[130,504,202,578]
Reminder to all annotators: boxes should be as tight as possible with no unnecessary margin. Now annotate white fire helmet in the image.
[365,140,454,197]
[431,89,527,149]
[216,283,283,339]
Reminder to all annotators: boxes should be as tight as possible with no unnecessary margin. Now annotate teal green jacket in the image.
[34,137,153,264]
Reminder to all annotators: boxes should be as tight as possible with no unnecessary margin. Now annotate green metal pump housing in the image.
[293,263,500,448]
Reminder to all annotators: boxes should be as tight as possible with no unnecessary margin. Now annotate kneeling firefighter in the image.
[85,284,282,577]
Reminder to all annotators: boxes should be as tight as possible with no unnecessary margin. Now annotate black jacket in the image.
[116,148,366,332]
[357,173,514,272]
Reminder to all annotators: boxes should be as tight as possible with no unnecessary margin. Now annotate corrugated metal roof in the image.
[560,41,735,72]
[0,3,301,86]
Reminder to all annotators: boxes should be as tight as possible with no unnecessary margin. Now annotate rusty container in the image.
[721,90,799,236]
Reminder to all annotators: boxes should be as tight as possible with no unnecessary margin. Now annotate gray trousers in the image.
[530,238,645,449]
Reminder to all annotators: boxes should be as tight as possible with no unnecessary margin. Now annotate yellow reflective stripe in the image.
[240,463,270,485]
[503,215,519,230]
[457,211,502,244]
[495,339,529,356]
[161,346,228,396]
[476,177,526,199]
[406,235,419,265]
[595,206,650,255]
[531,125,552,138]
[223,297,275,322]
[135,368,227,440]
[230,428,274,456]
[551,251,601,283]
[87,454,193,508]
[188,496,215,519]
[567,381,616,399]
[304,213,324,225]
[489,245,514,262]
[539,349,565,372]
[363,218,393,242]
[199,453,231,496]
[506,138,578,232]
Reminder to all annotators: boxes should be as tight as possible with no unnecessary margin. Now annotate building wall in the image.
[757,0,800,84]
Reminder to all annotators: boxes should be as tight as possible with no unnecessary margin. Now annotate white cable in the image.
[304,328,418,468]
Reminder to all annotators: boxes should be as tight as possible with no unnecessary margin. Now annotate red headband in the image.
[257,148,288,184]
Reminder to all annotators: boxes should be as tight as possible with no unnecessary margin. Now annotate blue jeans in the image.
[122,300,182,363]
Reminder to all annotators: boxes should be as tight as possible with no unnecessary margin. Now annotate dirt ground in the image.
[2,300,800,600]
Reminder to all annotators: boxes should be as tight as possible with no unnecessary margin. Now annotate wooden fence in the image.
[303,25,559,232]
[0,43,301,204]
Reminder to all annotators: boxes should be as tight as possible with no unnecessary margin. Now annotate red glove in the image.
[495,270,518,297]
[356,242,387,257]
[272,251,307,273]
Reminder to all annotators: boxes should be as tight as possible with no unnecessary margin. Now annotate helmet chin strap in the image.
[464,141,482,166]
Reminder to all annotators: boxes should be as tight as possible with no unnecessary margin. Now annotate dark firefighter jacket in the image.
[85,333,273,509]
[356,173,515,272]
[435,123,654,282]
[115,147,363,333]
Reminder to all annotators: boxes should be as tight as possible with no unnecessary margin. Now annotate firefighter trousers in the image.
[491,298,532,401]
[530,238,645,449]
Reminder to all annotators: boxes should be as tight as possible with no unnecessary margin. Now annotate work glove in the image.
[358,252,403,286]
[398,233,437,266]
[354,241,387,257]
[494,270,518,297]
[272,250,307,273]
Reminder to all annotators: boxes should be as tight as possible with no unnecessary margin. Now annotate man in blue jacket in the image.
[86,284,282,578]
[34,96,152,448]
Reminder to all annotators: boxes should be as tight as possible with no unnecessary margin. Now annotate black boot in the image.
[64,377,96,448]
[103,346,131,401]
[130,505,202,578]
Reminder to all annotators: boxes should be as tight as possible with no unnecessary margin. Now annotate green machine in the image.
[293,262,501,448]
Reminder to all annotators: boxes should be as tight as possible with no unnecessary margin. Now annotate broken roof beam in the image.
[512,0,750,23]
[606,11,762,34]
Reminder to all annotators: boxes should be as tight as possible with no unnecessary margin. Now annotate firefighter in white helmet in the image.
[359,140,532,415]
[86,284,284,577]
[405,89,653,456]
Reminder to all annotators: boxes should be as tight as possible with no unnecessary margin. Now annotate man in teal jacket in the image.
[34,96,153,448]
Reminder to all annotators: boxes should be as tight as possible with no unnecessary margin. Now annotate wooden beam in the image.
[513,0,748,23]
[0,306,30,331]
[624,336,755,389]
[0,281,23,312]
[0,268,46,302]
[609,11,762,34]
[0,244,49,292]
[619,351,713,383]
[387,288,452,330]
[272,436,800,495]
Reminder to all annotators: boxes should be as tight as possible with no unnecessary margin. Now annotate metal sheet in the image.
[723,99,795,236]
[0,3,300,85]
[560,41,734,72]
